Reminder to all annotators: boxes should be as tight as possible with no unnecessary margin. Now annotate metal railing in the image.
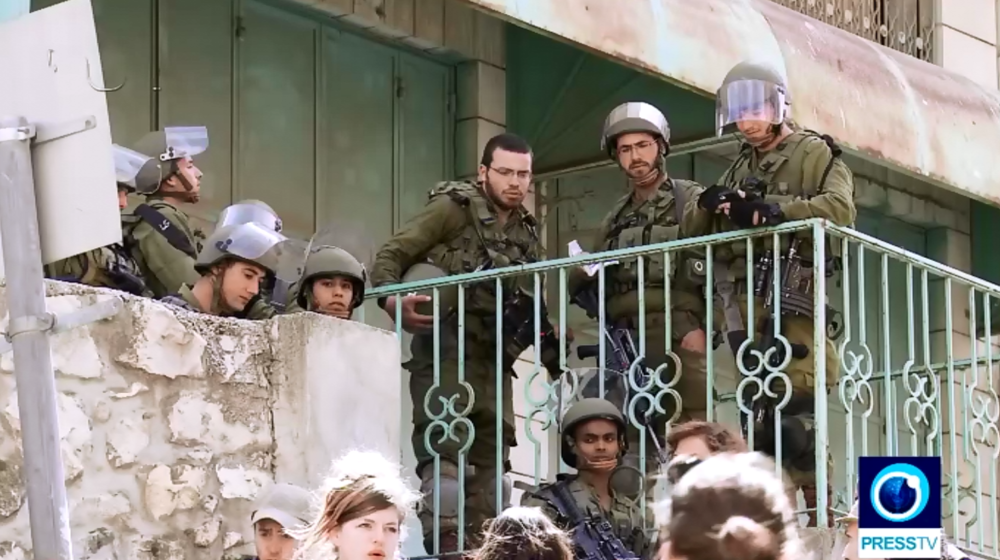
[362,218,999,558]
[769,0,935,62]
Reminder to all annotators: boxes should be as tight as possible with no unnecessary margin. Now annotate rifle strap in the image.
[714,261,746,340]
[133,204,198,258]
[541,482,588,527]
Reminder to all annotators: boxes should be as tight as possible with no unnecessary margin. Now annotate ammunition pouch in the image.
[753,243,843,340]
[614,224,679,284]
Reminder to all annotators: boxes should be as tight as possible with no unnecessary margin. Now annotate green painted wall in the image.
[33,0,454,247]
[506,24,715,174]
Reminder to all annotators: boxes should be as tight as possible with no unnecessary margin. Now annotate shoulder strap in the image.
[669,179,693,225]
[133,203,198,258]
[799,130,844,198]
[538,481,586,525]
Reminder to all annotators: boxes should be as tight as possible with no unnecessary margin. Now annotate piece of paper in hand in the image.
[568,240,618,277]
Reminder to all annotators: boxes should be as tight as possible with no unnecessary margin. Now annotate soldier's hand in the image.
[697,185,739,214]
[729,199,783,228]
[384,294,435,333]
[680,328,707,354]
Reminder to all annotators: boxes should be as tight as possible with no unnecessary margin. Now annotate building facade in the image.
[15,0,1000,558]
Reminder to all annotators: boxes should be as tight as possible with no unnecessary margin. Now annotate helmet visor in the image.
[715,79,786,136]
[161,126,209,161]
[112,144,153,189]
[217,222,287,262]
[217,203,283,233]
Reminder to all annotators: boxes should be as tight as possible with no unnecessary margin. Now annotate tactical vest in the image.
[423,181,540,313]
[45,244,149,297]
[720,130,841,202]
[601,179,696,289]
[708,130,845,267]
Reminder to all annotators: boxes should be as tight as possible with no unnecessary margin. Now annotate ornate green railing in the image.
[362,218,1000,558]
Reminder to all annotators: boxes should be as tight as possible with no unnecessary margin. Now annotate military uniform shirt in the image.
[124,198,202,298]
[682,130,856,245]
[521,474,650,559]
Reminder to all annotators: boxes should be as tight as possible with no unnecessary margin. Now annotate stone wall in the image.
[0,282,401,560]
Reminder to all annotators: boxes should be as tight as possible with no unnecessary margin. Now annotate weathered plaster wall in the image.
[0,282,401,560]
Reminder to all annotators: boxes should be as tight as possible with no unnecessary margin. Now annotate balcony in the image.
[769,0,935,62]
[366,218,1000,559]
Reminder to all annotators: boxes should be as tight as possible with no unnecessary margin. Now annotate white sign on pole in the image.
[0,0,121,280]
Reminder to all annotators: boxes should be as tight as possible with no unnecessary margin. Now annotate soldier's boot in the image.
[802,482,834,528]
[417,460,466,555]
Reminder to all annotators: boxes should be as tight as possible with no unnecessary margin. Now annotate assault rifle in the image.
[740,239,812,443]
[544,482,640,560]
[502,288,564,376]
[571,284,668,464]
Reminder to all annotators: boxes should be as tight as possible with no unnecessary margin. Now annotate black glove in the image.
[697,184,739,213]
[729,199,784,228]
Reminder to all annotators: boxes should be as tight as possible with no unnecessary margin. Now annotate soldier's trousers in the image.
[408,353,515,550]
[718,294,838,524]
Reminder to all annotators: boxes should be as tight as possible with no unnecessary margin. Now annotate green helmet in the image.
[400,262,458,318]
[217,199,282,233]
[131,126,209,194]
[716,60,791,137]
[296,245,368,310]
[560,398,627,468]
[195,222,288,277]
[600,102,671,160]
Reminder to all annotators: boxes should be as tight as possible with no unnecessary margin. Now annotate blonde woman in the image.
[296,450,420,560]
[656,452,805,560]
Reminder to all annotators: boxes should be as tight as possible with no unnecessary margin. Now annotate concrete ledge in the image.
[0,281,400,560]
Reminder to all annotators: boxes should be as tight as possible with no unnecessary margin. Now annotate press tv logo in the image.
[858,456,942,559]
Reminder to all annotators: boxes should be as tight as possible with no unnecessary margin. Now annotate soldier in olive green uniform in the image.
[570,102,711,504]
[46,144,155,297]
[521,399,651,559]
[371,134,563,553]
[214,199,290,316]
[160,222,285,320]
[682,60,856,527]
[288,245,366,320]
[122,126,209,298]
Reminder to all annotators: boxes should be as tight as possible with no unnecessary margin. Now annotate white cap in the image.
[251,483,313,531]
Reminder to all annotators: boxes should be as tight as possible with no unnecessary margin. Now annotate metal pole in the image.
[0,115,73,560]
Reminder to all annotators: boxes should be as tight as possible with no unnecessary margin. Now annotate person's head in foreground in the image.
[473,506,574,560]
[657,452,804,560]
[665,421,748,485]
[295,450,420,560]
[251,482,313,560]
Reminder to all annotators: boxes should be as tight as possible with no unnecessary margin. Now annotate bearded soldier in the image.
[122,126,210,297]
[682,59,856,527]
[371,133,566,553]
[570,102,711,505]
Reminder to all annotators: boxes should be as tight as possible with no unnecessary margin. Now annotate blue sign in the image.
[857,456,942,559]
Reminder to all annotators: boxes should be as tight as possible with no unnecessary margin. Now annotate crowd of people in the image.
[246,416,969,560]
